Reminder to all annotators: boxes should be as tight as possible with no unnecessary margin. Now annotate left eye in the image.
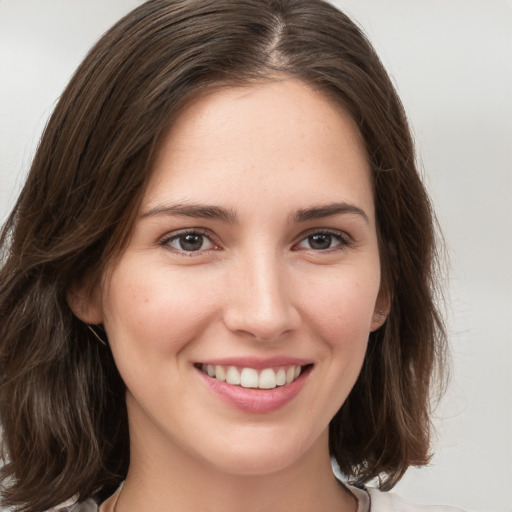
[296,232,347,251]
[165,232,215,252]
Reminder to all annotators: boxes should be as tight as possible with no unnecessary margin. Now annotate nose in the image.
[223,251,300,342]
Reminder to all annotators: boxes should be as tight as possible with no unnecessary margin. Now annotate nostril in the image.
[223,307,300,342]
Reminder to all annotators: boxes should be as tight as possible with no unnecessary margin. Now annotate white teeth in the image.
[201,364,305,389]
[240,368,258,388]
[276,368,286,386]
[215,365,226,381]
[259,368,277,389]
[226,366,241,385]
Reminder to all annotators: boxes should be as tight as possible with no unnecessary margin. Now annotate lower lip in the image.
[197,366,312,414]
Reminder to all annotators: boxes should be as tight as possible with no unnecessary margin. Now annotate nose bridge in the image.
[224,246,298,341]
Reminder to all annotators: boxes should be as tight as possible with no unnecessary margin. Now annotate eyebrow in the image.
[294,202,369,224]
[141,203,238,223]
[141,201,369,224]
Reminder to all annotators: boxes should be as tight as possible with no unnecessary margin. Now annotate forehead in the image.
[144,79,374,221]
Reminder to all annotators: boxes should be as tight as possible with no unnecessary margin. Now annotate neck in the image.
[116,426,356,512]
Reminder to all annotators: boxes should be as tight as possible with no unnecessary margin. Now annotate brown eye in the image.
[296,231,348,251]
[307,233,334,250]
[165,232,214,252]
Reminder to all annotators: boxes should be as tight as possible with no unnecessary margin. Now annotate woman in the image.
[0,1,458,510]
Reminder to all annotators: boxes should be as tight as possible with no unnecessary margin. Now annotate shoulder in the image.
[46,496,99,512]
[366,487,467,512]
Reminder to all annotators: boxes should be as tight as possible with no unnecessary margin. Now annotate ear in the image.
[67,278,104,324]
[370,288,390,332]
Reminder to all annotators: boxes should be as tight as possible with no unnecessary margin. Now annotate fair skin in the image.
[73,79,387,512]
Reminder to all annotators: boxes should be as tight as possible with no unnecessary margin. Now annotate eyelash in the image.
[294,229,353,252]
[159,229,218,255]
[158,228,353,255]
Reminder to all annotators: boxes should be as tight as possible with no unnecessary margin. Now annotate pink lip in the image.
[196,363,313,414]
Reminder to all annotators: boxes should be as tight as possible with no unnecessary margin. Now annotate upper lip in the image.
[196,356,313,370]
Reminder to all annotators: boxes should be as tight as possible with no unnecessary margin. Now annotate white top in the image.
[49,482,466,511]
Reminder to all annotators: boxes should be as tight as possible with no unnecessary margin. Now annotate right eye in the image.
[161,231,216,253]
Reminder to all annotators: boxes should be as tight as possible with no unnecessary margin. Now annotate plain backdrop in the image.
[0,1,511,511]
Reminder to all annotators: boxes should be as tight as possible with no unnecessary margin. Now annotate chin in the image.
[209,452,299,477]
[196,429,322,477]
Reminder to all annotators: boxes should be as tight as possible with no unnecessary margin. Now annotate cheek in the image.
[297,267,381,348]
[291,271,379,432]
[102,263,218,356]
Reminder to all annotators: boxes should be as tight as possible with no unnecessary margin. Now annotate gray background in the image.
[0,1,510,511]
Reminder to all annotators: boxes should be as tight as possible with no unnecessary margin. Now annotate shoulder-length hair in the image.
[0,0,446,510]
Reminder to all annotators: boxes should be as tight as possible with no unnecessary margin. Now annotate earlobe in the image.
[370,291,390,332]
[67,280,104,324]
[370,308,388,331]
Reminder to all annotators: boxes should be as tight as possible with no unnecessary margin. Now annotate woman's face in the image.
[81,79,387,476]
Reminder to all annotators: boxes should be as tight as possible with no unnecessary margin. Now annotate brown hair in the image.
[0,0,446,509]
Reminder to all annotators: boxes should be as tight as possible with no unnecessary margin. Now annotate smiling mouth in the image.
[196,363,312,390]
